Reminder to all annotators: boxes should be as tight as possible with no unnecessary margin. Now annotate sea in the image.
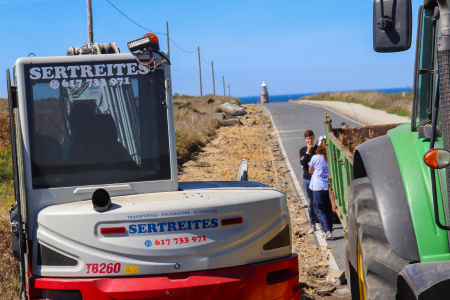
[238,87,410,105]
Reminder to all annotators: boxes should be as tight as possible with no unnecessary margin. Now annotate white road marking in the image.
[277,129,303,133]
[314,229,340,272]
[280,137,302,140]
[263,105,341,273]
[263,107,306,205]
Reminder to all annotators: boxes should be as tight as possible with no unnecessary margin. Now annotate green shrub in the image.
[173,101,191,110]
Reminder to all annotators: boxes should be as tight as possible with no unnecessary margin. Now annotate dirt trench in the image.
[178,104,350,299]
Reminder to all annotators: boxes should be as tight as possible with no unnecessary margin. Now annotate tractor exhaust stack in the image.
[437,0,450,225]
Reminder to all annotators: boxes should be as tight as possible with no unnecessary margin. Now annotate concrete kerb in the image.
[262,105,341,273]
[261,106,306,205]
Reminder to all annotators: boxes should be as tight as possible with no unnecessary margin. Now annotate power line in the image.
[106,0,208,56]
[200,53,211,65]
[106,0,223,94]
[169,37,197,53]
[106,0,199,54]
[106,0,166,35]
[215,75,223,82]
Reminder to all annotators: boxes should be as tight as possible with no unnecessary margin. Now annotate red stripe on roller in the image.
[101,227,126,234]
[221,217,243,226]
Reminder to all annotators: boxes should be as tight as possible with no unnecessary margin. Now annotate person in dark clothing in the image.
[299,130,318,233]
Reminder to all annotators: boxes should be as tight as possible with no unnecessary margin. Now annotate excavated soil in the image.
[179,104,350,299]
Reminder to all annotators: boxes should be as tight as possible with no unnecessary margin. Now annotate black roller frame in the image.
[353,135,420,262]
[6,69,27,298]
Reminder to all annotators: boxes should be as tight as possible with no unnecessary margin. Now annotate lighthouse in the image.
[260,81,269,103]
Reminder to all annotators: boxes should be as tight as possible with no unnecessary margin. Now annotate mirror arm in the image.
[377,0,393,30]
[379,0,385,20]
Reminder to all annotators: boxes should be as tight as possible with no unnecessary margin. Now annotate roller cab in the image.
[7,37,299,300]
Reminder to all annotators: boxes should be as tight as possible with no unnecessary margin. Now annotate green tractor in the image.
[326,0,450,299]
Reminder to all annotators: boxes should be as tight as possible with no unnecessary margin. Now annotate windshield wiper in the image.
[145,75,166,106]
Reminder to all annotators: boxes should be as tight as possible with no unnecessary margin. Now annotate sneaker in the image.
[308,226,315,234]
[323,232,333,240]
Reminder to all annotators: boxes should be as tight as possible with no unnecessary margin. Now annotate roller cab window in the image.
[24,61,171,189]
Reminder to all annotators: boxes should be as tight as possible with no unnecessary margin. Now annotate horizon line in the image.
[237,87,411,99]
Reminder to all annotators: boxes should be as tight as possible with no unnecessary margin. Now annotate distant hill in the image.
[294,91,412,117]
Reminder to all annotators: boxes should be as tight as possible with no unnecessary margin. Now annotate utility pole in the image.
[228,84,230,97]
[198,46,202,97]
[87,0,94,44]
[166,21,170,55]
[211,61,215,95]
[223,76,226,96]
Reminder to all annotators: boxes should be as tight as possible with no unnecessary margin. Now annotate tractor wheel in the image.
[345,243,360,300]
[347,177,411,300]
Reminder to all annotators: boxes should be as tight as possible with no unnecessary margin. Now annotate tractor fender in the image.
[398,261,450,300]
[353,135,420,262]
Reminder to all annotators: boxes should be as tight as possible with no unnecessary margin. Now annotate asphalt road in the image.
[264,102,360,272]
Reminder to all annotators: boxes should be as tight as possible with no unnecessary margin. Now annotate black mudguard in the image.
[398,261,450,300]
[6,68,27,299]
[352,135,420,262]
[8,206,22,260]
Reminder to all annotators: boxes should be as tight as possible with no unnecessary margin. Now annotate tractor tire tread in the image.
[365,257,400,285]
[348,177,411,300]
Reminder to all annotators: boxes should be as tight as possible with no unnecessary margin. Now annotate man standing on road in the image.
[300,130,318,234]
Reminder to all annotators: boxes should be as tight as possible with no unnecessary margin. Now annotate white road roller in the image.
[6,33,299,300]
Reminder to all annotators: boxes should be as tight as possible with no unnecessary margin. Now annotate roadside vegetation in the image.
[173,94,241,165]
[297,90,413,117]
[0,97,20,300]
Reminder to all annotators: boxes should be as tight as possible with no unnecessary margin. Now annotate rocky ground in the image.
[179,104,350,299]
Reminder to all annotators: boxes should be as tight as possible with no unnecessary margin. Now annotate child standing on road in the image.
[308,143,333,240]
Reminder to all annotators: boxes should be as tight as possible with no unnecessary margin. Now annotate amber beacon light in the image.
[423,149,450,169]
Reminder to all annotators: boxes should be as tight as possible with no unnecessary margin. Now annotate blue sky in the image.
[0,0,424,98]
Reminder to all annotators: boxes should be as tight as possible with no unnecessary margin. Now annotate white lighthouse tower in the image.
[261,81,269,103]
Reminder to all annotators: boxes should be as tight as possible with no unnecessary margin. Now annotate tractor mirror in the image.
[373,0,412,52]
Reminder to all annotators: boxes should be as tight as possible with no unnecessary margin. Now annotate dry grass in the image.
[298,91,412,117]
[0,181,20,300]
[0,98,8,119]
[0,98,20,300]
[173,94,241,165]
